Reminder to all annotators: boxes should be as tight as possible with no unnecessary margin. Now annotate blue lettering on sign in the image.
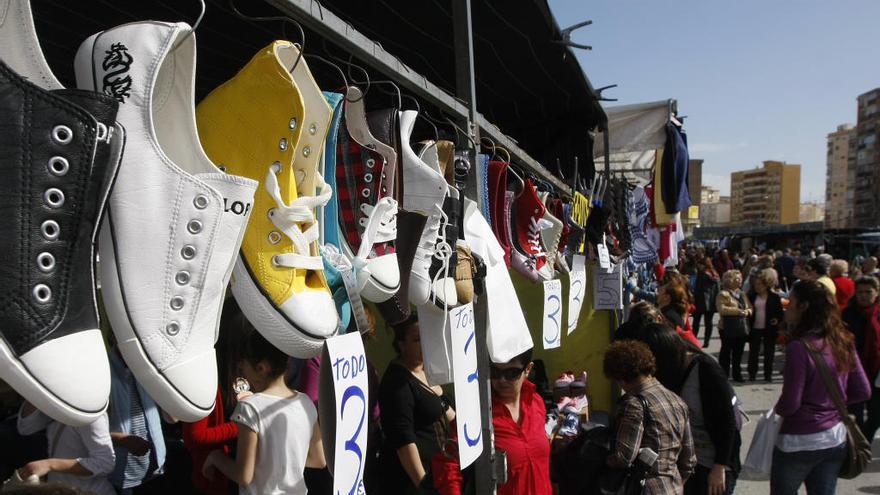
[464,423,482,447]
[544,294,561,344]
[572,279,583,304]
[339,385,366,495]
[453,305,472,329]
[332,354,367,381]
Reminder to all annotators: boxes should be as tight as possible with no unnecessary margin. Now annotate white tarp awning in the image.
[593,99,676,184]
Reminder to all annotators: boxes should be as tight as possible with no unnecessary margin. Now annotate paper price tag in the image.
[318,333,369,495]
[542,279,562,349]
[568,255,587,335]
[448,303,484,469]
[597,244,611,272]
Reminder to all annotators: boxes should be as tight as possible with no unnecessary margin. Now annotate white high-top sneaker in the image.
[75,22,257,421]
[398,111,452,307]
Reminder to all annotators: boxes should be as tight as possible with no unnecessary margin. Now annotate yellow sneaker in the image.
[196,41,337,358]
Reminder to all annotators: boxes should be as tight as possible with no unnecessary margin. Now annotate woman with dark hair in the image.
[694,257,721,348]
[603,340,696,494]
[658,280,700,348]
[378,315,455,494]
[771,280,871,495]
[433,348,551,495]
[616,301,665,341]
[629,324,742,495]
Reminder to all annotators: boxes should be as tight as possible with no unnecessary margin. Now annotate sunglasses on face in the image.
[490,366,525,381]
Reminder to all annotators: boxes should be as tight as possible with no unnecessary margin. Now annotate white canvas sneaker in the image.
[397,111,452,307]
[75,22,257,421]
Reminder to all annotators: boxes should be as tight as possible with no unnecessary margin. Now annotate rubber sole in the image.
[100,220,215,422]
[0,331,107,427]
[230,255,336,359]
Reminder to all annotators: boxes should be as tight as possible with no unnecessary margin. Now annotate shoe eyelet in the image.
[270,161,282,174]
[44,188,65,208]
[51,125,73,145]
[289,118,298,130]
[271,255,281,267]
[302,146,311,157]
[166,321,180,336]
[279,138,288,151]
[366,158,375,168]
[37,252,55,273]
[218,164,227,172]
[175,271,191,285]
[48,156,69,176]
[33,284,52,303]
[308,123,317,135]
[187,220,203,234]
[41,220,60,241]
[358,218,368,227]
[170,296,185,311]
[181,245,197,260]
[364,173,373,183]
[193,195,209,209]
[268,231,282,244]
[361,188,370,198]
[267,208,276,220]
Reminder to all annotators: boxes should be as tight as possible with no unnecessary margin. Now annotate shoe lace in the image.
[264,163,330,270]
[429,208,453,307]
[352,196,398,269]
[525,216,551,268]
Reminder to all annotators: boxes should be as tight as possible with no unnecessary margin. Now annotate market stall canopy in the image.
[593,99,677,184]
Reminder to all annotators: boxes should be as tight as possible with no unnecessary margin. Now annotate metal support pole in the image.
[452,1,495,494]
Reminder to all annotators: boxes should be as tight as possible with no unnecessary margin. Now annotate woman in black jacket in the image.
[747,268,785,382]
[628,323,741,495]
[694,258,721,348]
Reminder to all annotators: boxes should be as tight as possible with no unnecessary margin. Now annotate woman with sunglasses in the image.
[434,348,551,495]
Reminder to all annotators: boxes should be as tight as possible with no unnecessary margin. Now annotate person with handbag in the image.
[716,270,752,382]
[604,340,696,494]
[772,280,871,495]
[747,268,785,382]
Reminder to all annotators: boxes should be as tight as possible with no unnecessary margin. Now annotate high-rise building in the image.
[800,202,825,223]
[730,161,801,226]
[854,88,880,228]
[825,124,856,229]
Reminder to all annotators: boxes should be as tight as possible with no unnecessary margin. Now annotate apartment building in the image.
[730,161,801,226]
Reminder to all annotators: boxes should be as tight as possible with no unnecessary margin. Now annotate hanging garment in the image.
[487,160,513,266]
[628,186,658,265]
[463,200,534,363]
[477,153,492,227]
[196,41,339,360]
[79,22,258,420]
[512,179,554,281]
[660,123,691,214]
[651,151,676,226]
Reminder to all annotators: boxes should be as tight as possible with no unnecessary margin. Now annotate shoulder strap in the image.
[802,341,849,419]
[636,394,659,456]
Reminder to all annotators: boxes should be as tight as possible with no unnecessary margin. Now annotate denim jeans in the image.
[770,443,846,495]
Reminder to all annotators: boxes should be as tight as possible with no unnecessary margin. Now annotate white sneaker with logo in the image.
[75,22,257,421]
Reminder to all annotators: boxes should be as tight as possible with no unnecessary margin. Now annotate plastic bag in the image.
[742,408,782,479]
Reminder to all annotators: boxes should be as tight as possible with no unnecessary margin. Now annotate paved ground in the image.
[699,315,880,494]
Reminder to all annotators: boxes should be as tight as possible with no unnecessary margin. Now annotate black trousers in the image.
[719,335,747,380]
[860,387,880,442]
[747,328,777,380]
[693,312,715,345]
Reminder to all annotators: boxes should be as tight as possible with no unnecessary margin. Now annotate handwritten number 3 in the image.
[545,294,561,344]
[340,386,366,495]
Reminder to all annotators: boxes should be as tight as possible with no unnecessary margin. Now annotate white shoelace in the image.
[352,196,398,270]
[527,216,552,259]
[429,208,453,306]
[265,163,331,271]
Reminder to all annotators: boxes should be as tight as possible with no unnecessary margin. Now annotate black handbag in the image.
[600,396,655,495]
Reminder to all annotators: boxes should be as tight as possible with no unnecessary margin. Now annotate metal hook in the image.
[480,137,497,161]
[553,19,593,51]
[442,116,478,150]
[594,84,618,102]
[303,53,348,89]
[228,0,306,72]
[170,0,206,54]
[402,95,441,143]
[371,80,403,109]
[496,146,512,164]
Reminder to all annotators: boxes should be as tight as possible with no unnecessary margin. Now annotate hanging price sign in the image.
[448,303,483,468]
[319,332,369,495]
[568,255,587,334]
[542,279,562,349]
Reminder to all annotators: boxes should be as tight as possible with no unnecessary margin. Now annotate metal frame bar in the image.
[264,0,571,196]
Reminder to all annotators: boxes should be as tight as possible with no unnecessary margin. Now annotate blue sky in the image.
[549,0,880,203]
